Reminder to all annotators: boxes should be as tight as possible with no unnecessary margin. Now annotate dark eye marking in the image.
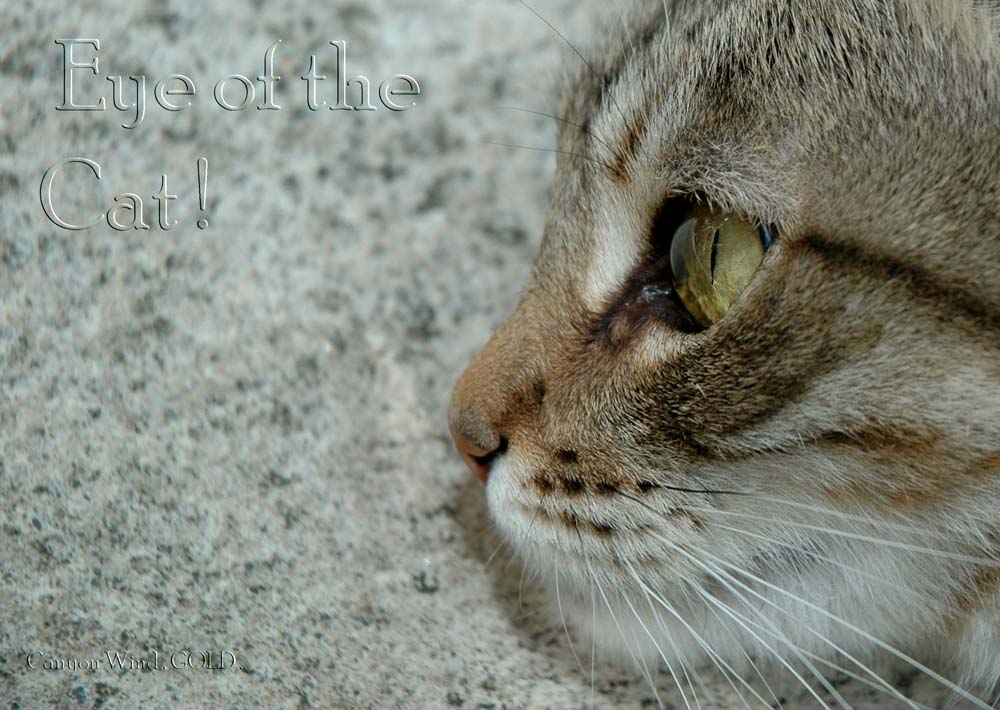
[800,233,999,334]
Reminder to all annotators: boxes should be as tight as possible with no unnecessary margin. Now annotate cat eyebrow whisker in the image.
[483,139,616,174]
[495,104,618,157]
[517,0,631,128]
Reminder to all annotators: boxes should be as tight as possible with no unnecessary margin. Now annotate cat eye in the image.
[668,206,772,328]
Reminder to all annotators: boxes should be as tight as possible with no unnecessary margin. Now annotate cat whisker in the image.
[641,479,965,544]
[694,554,931,710]
[622,559,771,708]
[554,545,589,682]
[702,583,930,709]
[670,538,917,710]
[614,489,932,597]
[610,0,637,55]
[697,588,784,709]
[697,583,842,710]
[685,506,1000,570]
[510,606,548,624]
[670,539,847,709]
[484,534,508,571]
[583,542,661,705]
[510,503,546,603]
[692,545,993,708]
[606,485,1000,569]
[616,490,974,705]
[496,104,618,157]
[747,494,956,542]
[685,656,713,710]
[516,0,630,127]
[711,522,934,599]
[589,572,598,710]
[483,139,615,173]
[517,559,533,611]
[637,581,700,710]
[619,591,669,709]
[620,586,691,710]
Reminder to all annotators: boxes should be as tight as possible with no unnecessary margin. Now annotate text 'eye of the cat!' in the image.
[669,206,771,328]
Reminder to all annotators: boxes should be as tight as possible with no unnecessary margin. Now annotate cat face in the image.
[451,0,1000,695]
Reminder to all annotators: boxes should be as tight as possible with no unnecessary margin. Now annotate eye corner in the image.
[646,194,774,331]
[757,222,776,250]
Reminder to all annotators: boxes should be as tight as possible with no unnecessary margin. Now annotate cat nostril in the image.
[450,420,507,484]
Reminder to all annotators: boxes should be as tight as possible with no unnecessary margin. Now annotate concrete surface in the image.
[0,1,959,707]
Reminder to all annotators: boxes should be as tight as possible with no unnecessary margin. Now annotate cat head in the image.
[450,0,999,682]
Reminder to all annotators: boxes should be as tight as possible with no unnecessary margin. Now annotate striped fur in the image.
[451,0,1000,701]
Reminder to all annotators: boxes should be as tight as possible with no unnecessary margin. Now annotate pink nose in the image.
[449,421,503,483]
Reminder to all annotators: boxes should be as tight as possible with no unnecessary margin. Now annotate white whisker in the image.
[686,506,1000,569]
[621,586,692,710]
[555,546,588,680]
[623,560,772,708]
[694,545,993,709]
[712,521,932,599]
[639,583,701,710]
[587,552,663,706]
[698,590,784,708]
[688,550,918,710]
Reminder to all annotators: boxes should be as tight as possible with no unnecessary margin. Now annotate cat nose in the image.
[451,320,539,484]
[449,417,506,483]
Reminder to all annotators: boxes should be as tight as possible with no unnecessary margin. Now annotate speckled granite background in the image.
[0,1,959,708]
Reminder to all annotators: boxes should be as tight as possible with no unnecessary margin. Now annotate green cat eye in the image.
[669,207,770,328]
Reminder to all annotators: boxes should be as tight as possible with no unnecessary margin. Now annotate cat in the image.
[450,0,1000,706]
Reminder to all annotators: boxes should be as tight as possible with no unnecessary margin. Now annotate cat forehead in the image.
[562,0,997,124]
[556,0,997,176]
[542,0,998,311]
